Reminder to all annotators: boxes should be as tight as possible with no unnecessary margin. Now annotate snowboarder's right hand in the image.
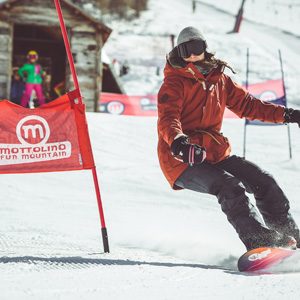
[170,135,206,166]
[284,108,300,127]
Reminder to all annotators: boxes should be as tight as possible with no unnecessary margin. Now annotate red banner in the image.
[100,80,284,118]
[99,93,157,116]
[0,92,94,174]
[245,79,284,100]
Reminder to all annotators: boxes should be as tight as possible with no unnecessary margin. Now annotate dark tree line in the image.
[73,0,148,18]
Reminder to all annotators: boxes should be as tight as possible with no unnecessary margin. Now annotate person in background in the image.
[10,67,25,105]
[54,81,66,97]
[112,58,121,76]
[18,50,46,108]
[120,60,130,76]
[157,26,300,251]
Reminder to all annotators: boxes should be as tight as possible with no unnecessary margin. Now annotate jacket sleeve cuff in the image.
[167,132,186,146]
[274,105,286,123]
[173,133,187,140]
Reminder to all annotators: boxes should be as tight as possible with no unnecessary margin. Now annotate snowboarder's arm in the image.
[157,77,185,146]
[225,75,285,123]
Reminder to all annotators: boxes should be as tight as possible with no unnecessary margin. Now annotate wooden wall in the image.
[0,21,12,101]
[0,0,105,111]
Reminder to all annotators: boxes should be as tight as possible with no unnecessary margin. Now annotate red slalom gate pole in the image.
[54,0,82,103]
[232,0,247,33]
[54,0,109,253]
[92,167,109,252]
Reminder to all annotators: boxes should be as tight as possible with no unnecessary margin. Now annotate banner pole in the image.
[92,166,110,253]
[243,47,250,158]
[54,0,109,252]
[279,49,292,159]
[54,0,82,104]
[278,49,287,98]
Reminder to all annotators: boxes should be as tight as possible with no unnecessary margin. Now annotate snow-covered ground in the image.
[197,0,300,37]
[2,114,300,299]
[2,0,300,299]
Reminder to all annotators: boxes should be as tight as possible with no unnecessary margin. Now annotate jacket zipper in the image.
[186,67,215,127]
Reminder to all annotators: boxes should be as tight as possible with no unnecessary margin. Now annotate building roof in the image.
[0,0,112,43]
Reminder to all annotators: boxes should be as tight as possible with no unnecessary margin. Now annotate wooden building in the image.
[0,0,113,111]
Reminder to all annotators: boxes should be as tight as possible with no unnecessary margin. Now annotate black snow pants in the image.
[174,155,300,250]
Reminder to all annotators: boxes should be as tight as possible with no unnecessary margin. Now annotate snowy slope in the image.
[2,0,300,299]
[103,0,300,105]
[197,0,300,37]
[2,114,300,299]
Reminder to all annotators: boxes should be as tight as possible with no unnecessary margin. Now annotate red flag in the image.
[0,92,94,174]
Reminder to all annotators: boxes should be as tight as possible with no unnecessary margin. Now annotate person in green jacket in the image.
[19,50,46,107]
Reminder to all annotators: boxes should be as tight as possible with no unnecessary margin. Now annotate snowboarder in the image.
[18,50,46,108]
[157,26,300,251]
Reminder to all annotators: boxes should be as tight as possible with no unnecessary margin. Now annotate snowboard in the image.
[238,247,300,273]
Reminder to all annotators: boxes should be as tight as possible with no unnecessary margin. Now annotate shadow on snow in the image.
[0,255,243,274]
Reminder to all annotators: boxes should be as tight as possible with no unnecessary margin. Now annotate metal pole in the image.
[170,34,175,49]
[246,48,250,90]
[54,0,109,252]
[287,124,292,159]
[279,49,292,159]
[192,0,196,13]
[243,124,247,158]
[279,50,287,102]
[243,48,250,158]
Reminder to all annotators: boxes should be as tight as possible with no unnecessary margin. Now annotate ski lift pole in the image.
[54,0,109,253]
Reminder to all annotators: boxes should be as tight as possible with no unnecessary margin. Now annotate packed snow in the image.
[2,0,300,299]
[2,115,300,299]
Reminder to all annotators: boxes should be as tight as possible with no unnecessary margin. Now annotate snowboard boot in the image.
[264,214,300,249]
[271,232,297,250]
[243,230,297,251]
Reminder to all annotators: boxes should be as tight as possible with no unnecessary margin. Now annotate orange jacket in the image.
[157,61,285,189]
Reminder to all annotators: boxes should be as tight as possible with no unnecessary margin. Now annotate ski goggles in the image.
[177,39,207,58]
[28,54,38,60]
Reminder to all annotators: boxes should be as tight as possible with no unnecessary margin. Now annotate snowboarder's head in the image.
[27,50,39,63]
[177,27,207,63]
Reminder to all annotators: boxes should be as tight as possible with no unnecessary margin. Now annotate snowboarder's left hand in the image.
[284,108,300,127]
[170,135,206,166]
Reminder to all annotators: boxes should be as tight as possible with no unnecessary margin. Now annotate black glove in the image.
[171,135,206,166]
[284,108,300,127]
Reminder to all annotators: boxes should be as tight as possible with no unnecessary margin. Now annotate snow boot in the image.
[244,230,297,251]
[263,213,300,249]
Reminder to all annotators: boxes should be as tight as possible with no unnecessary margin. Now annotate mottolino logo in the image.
[16,115,50,145]
[0,115,71,165]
